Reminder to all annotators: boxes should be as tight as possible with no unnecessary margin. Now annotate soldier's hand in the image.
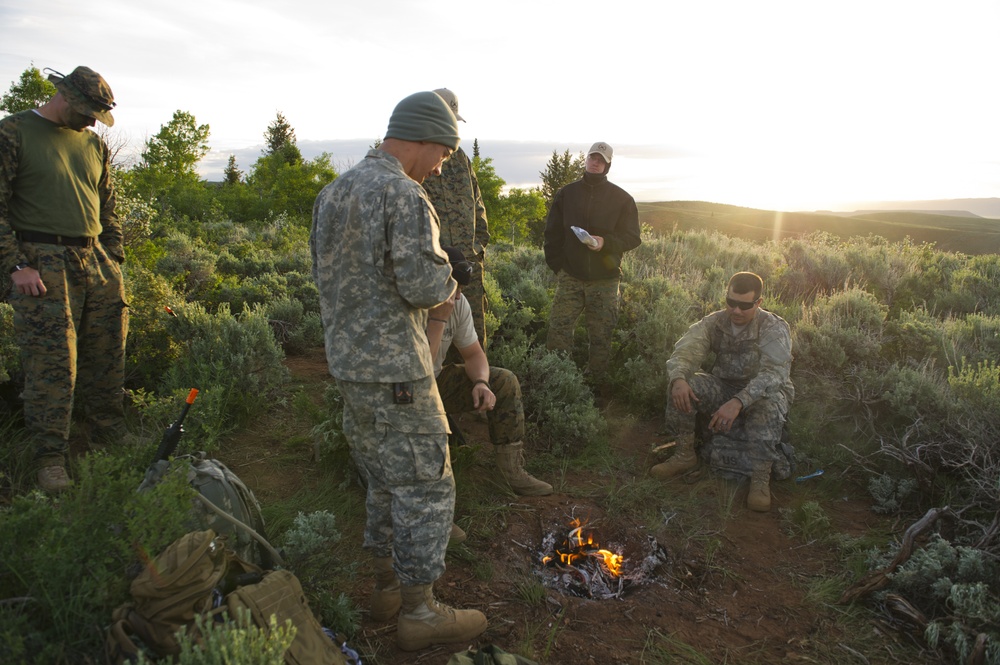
[588,235,605,251]
[709,398,743,433]
[429,291,458,322]
[471,383,495,412]
[11,267,47,297]
[671,379,699,414]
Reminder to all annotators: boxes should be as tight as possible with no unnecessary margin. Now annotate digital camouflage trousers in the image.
[336,374,454,587]
[8,241,128,464]
[664,372,789,478]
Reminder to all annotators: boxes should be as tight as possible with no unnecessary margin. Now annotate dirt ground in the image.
[217,349,930,665]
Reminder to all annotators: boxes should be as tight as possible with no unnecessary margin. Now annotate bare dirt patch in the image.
[217,348,927,665]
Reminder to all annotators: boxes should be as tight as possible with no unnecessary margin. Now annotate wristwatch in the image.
[11,262,29,274]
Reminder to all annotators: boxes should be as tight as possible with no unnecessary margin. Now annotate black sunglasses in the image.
[726,297,758,311]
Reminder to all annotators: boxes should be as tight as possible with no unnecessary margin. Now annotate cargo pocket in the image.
[374,407,450,485]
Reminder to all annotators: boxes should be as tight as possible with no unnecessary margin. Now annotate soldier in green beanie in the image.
[311,91,487,652]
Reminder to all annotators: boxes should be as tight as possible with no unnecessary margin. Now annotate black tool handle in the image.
[151,388,200,464]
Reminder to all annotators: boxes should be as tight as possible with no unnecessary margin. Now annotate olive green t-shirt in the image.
[0,110,119,267]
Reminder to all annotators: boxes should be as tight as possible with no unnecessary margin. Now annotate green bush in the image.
[886,534,1000,664]
[794,288,887,373]
[143,611,295,665]
[0,454,193,662]
[488,341,605,453]
[153,303,289,448]
[0,303,18,384]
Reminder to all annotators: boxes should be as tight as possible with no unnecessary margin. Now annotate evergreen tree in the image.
[223,155,243,185]
[1,64,56,114]
[472,138,480,159]
[539,149,584,206]
[264,112,302,165]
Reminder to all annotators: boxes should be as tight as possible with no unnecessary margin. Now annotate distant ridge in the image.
[831,197,1000,220]
[638,201,1000,255]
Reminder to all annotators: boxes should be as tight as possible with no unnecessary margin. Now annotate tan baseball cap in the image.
[433,88,465,122]
[47,66,116,127]
[588,142,613,163]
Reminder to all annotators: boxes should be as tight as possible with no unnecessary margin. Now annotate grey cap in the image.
[433,88,465,122]
[588,141,613,163]
[385,91,460,151]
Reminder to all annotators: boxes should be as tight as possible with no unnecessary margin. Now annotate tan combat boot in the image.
[495,443,553,496]
[448,523,467,545]
[369,557,401,622]
[649,437,698,479]
[747,462,772,512]
[396,584,488,651]
[37,465,72,493]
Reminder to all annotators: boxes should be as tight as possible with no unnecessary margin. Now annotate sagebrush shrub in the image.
[155,303,288,448]
[886,534,1000,664]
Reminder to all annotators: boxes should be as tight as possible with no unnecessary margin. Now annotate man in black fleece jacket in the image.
[543,142,641,399]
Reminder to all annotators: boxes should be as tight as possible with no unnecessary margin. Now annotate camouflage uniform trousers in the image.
[664,372,785,468]
[436,363,524,446]
[335,374,454,587]
[8,241,128,464]
[546,271,620,379]
[466,253,487,348]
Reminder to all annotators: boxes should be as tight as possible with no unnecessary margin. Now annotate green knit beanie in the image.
[385,91,460,151]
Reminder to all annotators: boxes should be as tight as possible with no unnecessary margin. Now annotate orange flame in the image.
[545,517,624,577]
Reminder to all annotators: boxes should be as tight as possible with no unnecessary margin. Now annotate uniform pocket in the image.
[374,407,450,485]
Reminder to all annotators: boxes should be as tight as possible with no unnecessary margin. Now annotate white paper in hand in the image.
[571,226,599,248]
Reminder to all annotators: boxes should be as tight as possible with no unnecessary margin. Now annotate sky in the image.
[2,0,998,212]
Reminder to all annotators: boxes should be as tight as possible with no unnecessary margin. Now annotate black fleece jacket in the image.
[543,172,641,281]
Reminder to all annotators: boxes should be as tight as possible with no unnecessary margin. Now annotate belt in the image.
[15,231,95,247]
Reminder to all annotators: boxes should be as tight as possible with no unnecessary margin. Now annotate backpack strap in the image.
[192,493,285,568]
[105,617,140,665]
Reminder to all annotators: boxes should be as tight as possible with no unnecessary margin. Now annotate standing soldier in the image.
[0,66,127,493]
[543,141,640,401]
[422,88,490,348]
[311,91,487,652]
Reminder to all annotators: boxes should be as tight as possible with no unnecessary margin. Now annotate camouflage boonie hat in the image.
[47,66,116,126]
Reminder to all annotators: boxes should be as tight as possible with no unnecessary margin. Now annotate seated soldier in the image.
[426,247,552,496]
[651,271,794,512]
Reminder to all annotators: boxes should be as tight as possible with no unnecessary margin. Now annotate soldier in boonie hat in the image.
[46,66,116,127]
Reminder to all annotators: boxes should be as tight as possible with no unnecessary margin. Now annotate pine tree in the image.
[539,149,585,206]
[223,155,243,185]
[264,112,302,165]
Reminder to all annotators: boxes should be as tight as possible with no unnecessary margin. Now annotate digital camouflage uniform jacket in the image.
[421,146,489,259]
[310,149,456,383]
[666,308,794,414]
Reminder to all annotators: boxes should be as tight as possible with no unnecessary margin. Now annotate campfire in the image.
[538,513,667,600]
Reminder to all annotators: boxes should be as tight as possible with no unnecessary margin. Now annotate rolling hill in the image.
[638,201,1000,255]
